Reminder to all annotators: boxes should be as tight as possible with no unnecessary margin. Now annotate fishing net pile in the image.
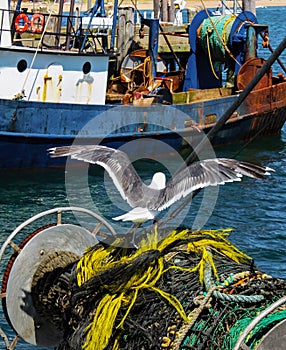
[34,228,286,350]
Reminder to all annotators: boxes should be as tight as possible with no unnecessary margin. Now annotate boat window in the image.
[17,59,27,73]
[82,62,91,74]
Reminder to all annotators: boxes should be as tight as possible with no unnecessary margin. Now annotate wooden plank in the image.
[133,24,190,53]
[172,87,233,104]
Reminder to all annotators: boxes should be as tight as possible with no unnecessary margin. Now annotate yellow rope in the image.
[77,228,250,349]
[206,28,220,80]
[143,56,152,87]
[222,15,236,44]
[83,293,124,350]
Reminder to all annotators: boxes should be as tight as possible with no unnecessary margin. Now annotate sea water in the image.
[0,6,285,349]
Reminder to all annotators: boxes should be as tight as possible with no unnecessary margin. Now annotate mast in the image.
[110,0,118,50]
[55,0,65,48]
[65,0,76,50]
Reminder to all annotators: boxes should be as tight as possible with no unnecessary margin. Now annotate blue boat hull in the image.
[1,85,286,168]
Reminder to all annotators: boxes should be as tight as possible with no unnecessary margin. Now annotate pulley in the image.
[0,207,116,348]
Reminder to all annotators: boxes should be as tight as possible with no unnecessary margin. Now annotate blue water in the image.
[0,6,286,349]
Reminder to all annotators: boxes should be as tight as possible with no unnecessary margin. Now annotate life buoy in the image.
[30,14,45,34]
[14,13,29,34]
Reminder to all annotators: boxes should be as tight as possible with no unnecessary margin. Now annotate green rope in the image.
[204,254,265,304]
[247,310,286,347]
[223,307,286,349]
[200,15,234,62]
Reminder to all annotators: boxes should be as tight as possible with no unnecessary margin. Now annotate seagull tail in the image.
[112,208,155,223]
[112,213,128,221]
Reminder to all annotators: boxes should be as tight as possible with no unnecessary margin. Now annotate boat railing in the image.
[0,7,112,53]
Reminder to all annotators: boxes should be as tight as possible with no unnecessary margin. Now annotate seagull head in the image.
[149,172,166,190]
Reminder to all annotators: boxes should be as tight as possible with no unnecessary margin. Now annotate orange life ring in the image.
[14,13,29,34]
[30,14,45,34]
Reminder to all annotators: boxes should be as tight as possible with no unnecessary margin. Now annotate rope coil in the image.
[54,228,286,350]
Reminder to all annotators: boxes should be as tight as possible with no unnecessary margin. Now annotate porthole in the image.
[17,59,27,73]
[82,61,91,74]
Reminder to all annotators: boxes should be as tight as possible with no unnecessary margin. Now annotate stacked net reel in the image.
[31,228,286,350]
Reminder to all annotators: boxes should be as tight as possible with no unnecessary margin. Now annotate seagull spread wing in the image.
[48,145,148,208]
[49,146,274,219]
[156,158,274,211]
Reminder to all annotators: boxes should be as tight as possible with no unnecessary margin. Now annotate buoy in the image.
[14,13,29,34]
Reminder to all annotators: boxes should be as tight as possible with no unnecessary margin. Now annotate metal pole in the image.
[110,0,118,50]
[65,0,75,50]
[80,0,106,52]
[55,0,65,48]
[148,18,159,79]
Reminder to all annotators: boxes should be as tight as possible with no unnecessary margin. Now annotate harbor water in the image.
[0,6,286,349]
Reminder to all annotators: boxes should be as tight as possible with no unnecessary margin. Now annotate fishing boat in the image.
[0,0,286,168]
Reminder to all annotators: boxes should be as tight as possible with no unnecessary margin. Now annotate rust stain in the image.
[87,82,92,104]
[204,113,217,125]
[75,74,94,103]
[42,71,50,102]
[198,107,203,125]
[12,110,17,122]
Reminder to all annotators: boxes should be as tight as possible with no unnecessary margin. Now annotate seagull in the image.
[48,145,274,224]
